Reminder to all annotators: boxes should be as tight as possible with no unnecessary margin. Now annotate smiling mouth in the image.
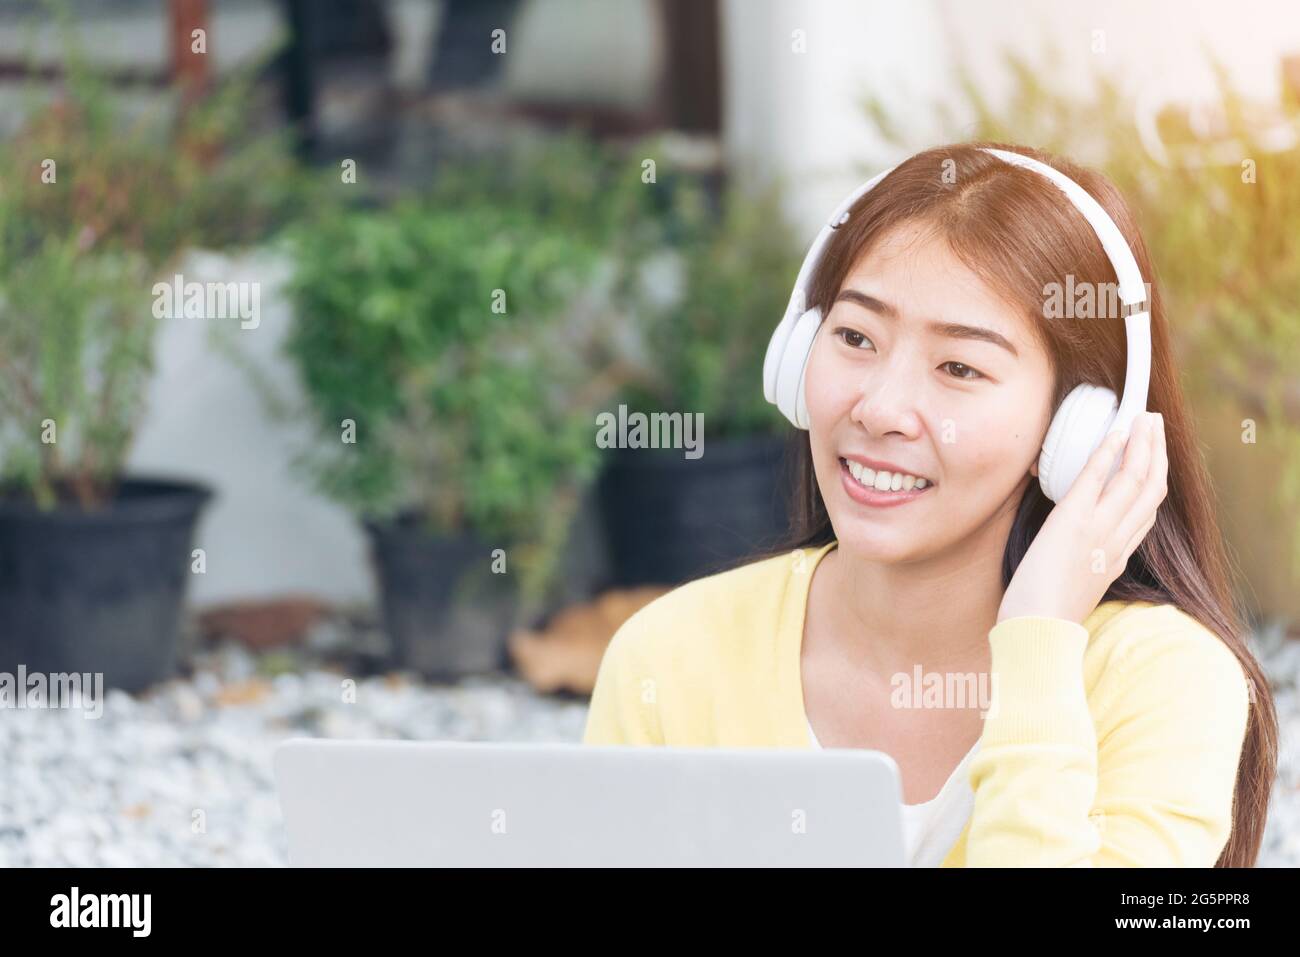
[838,457,935,494]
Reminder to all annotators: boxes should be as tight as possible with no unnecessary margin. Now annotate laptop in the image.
[273,738,906,866]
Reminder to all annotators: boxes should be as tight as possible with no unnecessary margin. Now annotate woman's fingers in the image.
[1114,413,1168,555]
[1071,424,1130,505]
[1098,412,1154,515]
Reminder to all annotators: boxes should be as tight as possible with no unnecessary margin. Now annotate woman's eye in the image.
[834,327,873,349]
[942,361,984,380]
[832,329,984,380]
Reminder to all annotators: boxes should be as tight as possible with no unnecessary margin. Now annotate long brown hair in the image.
[757,141,1277,866]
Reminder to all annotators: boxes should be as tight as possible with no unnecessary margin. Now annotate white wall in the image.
[505,0,664,109]
[719,0,952,237]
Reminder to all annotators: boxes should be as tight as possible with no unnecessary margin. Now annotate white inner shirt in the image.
[807,719,977,867]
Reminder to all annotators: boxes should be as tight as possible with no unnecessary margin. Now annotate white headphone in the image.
[761,147,1152,504]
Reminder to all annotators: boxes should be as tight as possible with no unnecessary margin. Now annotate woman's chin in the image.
[829,522,930,565]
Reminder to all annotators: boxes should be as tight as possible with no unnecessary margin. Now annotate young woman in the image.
[584,142,1278,867]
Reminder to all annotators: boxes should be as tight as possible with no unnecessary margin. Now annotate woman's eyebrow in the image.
[834,289,1020,358]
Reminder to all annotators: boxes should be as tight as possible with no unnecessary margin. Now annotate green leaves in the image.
[282,189,616,614]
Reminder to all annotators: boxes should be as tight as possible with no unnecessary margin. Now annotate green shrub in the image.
[482,135,805,441]
[281,196,623,616]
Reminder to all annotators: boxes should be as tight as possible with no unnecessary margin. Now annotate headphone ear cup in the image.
[763,306,800,404]
[774,308,822,429]
[1038,383,1119,502]
[795,369,811,431]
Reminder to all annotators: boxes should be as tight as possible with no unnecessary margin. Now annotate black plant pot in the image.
[0,477,212,693]
[596,432,794,587]
[364,514,516,679]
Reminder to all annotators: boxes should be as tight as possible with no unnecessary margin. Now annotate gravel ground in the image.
[3,617,1298,867]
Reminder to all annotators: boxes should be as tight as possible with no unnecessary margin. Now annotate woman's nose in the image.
[848,359,925,435]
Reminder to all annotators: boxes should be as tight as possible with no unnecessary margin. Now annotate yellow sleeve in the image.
[964,612,1250,867]
[582,614,664,746]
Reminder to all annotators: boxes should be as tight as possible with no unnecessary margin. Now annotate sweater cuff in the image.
[981,615,1093,747]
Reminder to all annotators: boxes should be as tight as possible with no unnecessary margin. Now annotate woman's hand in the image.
[997,411,1168,626]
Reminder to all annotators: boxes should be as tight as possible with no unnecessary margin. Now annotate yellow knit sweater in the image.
[582,540,1252,866]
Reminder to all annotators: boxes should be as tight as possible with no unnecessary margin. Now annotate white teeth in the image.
[843,460,932,493]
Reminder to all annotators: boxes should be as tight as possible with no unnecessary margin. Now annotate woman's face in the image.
[803,218,1056,564]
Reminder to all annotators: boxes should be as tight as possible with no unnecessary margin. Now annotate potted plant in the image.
[281,193,635,677]
[596,185,806,585]
[0,44,302,691]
